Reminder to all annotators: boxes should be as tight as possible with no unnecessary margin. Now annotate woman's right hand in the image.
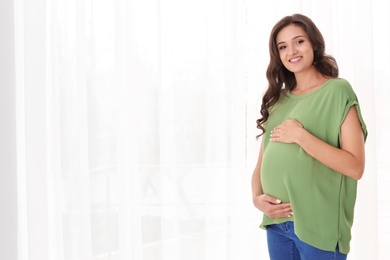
[253,194,293,218]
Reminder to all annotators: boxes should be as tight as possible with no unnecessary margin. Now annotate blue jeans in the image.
[266,221,347,260]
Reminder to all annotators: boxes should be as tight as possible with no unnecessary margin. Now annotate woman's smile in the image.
[289,56,302,63]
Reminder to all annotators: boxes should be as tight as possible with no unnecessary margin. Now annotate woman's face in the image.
[276,24,315,75]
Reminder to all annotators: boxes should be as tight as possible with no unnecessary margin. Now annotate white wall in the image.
[0,0,18,259]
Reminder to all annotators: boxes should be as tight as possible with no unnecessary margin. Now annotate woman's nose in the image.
[289,46,298,55]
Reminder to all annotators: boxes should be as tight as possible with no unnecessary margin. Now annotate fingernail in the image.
[276,199,281,204]
[287,215,291,217]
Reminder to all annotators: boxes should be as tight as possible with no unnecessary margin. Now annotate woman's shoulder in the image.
[268,89,288,113]
[327,78,355,95]
[329,78,352,88]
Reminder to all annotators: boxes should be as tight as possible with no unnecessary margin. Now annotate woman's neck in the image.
[292,70,331,95]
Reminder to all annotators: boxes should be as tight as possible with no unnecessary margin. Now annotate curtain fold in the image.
[14,0,388,259]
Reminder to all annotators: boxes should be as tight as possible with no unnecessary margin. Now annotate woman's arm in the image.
[270,106,365,180]
[252,138,293,218]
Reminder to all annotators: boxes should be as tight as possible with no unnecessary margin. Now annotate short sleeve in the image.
[339,80,368,143]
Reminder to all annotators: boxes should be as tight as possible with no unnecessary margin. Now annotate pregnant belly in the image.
[260,142,306,203]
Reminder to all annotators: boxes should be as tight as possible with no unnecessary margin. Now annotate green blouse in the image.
[260,78,367,254]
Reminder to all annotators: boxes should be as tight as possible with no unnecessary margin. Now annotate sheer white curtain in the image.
[16,0,254,259]
[11,0,388,260]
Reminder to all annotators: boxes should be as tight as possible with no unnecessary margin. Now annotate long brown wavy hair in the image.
[256,14,339,137]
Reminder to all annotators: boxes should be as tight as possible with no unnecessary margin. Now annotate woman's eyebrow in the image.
[277,35,305,46]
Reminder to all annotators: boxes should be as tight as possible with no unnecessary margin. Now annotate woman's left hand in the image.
[270,119,304,144]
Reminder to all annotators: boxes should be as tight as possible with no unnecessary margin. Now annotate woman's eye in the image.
[279,45,286,51]
[296,39,304,45]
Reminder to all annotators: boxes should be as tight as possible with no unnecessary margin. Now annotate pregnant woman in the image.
[251,14,367,260]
